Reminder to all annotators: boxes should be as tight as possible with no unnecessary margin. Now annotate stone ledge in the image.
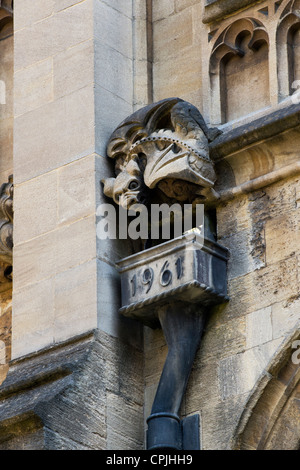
[0,332,95,429]
[0,329,144,449]
[210,102,300,161]
[203,0,264,24]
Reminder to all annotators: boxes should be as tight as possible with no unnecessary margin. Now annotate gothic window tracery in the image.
[210,18,270,124]
[207,0,300,124]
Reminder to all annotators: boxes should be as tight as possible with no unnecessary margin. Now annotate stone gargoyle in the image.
[0,176,13,281]
[102,98,221,212]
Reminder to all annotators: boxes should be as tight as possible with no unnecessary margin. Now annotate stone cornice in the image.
[203,0,265,24]
[210,102,300,161]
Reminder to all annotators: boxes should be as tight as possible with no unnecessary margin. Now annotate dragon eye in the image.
[128,180,140,191]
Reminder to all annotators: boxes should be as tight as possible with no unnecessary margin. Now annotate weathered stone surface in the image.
[0,330,144,450]
[14,85,95,184]
[272,297,300,340]
[218,339,282,400]
[14,58,53,117]
[12,278,55,358]
[107,393,144,450]
[94,0,133,60]
[153,7,193,63]
[54,260,97,343]
[246,307,272,349]
[54,40,94,100]
[210,104,300,161]
[14,171,57,245]
[14,0,93,71]
[57,155,96,226]
[203,0,264,24]
[14,0,55,31]
[8,0,300,453]
[152,0,175,22]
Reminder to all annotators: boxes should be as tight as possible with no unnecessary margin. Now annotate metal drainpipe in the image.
[116,231,229,451]
[146,303,206,450]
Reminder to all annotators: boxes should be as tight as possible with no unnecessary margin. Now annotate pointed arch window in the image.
[210,18,270,124]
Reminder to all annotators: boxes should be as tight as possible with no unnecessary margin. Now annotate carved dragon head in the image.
[102,98,221,209]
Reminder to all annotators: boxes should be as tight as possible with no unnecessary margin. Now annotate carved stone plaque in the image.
[116,231,229,328]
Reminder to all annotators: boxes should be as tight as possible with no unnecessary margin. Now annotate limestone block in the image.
[58,155,96,225]
[252,256,299,310]
[54,260,97,343]
[153,8,193,63]
[14,0,93,71]
[144,339,168,387]
[219,339,282,400]
[14,171,57,245]
[94,330,144,402]
[220,229,265,280]
[175,0,199,12]
[153,49,202,108]
[96,260,122,334]
[55,216,96,274]
[95,39,133,104]
[133,15,148,61]
[199,316,246,365]
[272,297,300,340]
[54,40,94,100]
[95,86,132,156]
[133,58,150,110]
[144,326,166,353]
[14,0,55,31]
[13,231,56,292]
[265,212,300,265]
[94,1,133,59]
[152,0,175,22]
[54,0,85,12]
[107,393,144,450]
[200,394,249,450]
[226,255,299,320]
[216,196,249,240]
[185,361,221,414]
[12,279,55,359]
[100,0,133,18]
[14,85,95,184]
[263,174,300,217]
[246,306,272,349]
[14,58,53,117]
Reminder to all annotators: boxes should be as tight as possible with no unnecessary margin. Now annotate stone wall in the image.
[144,0,300,450]
[0,0,147,450]
[0,0,299,451]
